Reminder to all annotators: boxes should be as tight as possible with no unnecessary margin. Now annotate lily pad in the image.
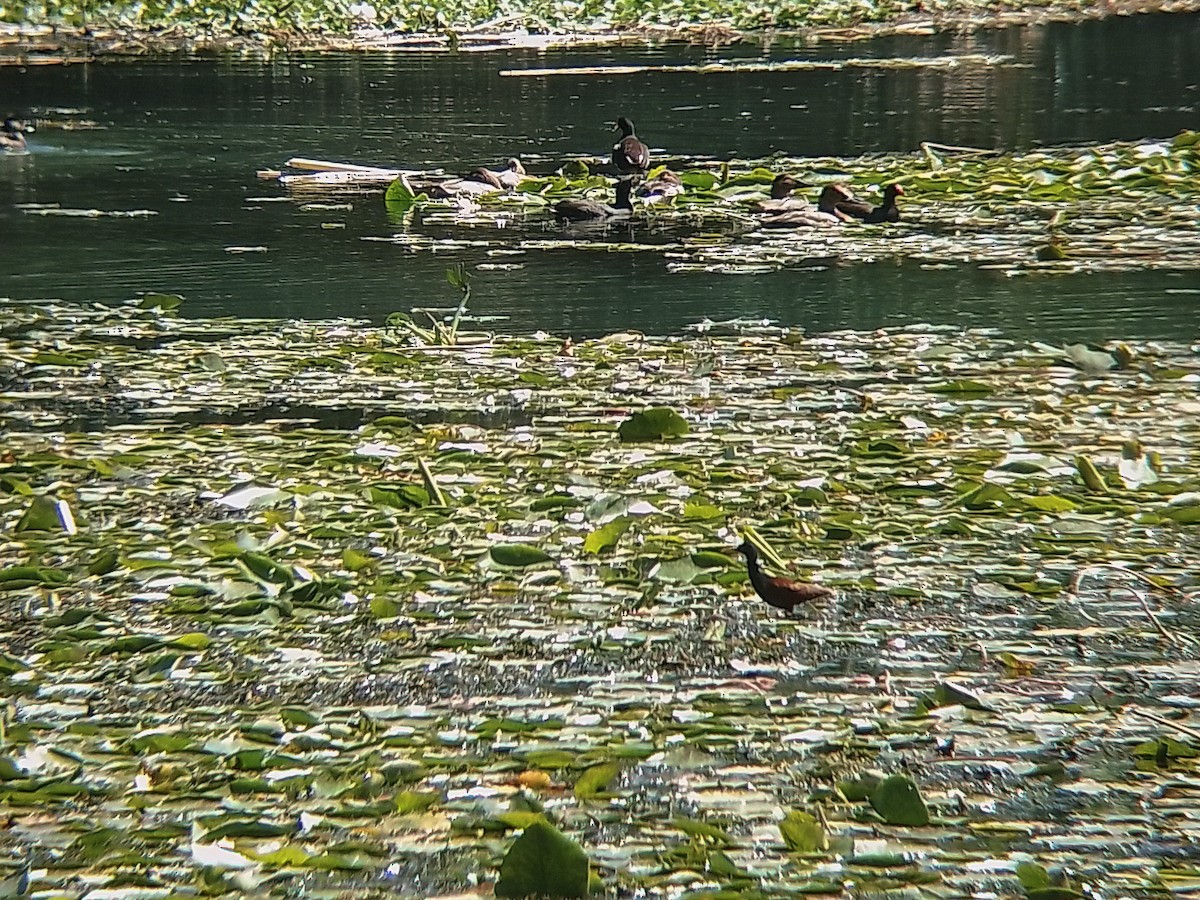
[495,819,590,899]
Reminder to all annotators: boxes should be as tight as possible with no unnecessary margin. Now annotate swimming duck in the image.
[612,117,650,176]
[1,117,31,153]
[837,183,904,223]
[637,169,685,204]
[736,540,833,612]
[750,174,809,214]
[760,183,854,229]
[554,179,633,222]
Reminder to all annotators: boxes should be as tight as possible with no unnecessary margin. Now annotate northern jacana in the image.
[736,540,833,612]
[612,117,650,176]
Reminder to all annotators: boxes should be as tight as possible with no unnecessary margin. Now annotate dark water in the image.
[1,12,1198,340]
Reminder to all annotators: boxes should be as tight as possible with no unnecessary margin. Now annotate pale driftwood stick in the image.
[285,157,409,176]
[919,141,998,155]
[1069,563,1187,598]
[1129,708,1200,745]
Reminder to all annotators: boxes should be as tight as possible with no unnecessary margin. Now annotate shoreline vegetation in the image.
[1,0,1199,59]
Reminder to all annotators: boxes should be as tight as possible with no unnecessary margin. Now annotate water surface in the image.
[1,12,1197,339]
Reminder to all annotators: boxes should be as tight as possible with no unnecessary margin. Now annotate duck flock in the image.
[423,115,905,228]
[4,111,904,228]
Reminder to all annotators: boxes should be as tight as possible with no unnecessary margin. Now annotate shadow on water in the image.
[18,399,536,434]
[0,12,1197,340]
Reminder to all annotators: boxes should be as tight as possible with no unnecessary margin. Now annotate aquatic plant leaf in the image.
[869,775,930,826]
[617,407,689,442]
[1133,738,1200,762]
[779,810,827,852]
[651,556,704,583]
[490,544,554,567]
[584,518,630,555]
[1160,497,1200,524]
[1022,495,1078,512]
[959,483,1017,510]
[0,565,68,589]
[1074,456,1109,493]
[167,632,212,650]
[523,750,576,769]
[384,175,427,207]
[87,549,121,576]
[573,762,620,800]
[1017,864,1056,892]
[672,817,734,846]
[137,292,185,311]
[16,495,75,533]
[683,502,724,521]
[495,819,590,899]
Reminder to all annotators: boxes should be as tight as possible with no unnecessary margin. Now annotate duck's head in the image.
[819,183,854,202]
[884,183,905,200]
[769,174,802,199]
[613,116,636,136]
[3,116,31,135]
[506,158,526,176]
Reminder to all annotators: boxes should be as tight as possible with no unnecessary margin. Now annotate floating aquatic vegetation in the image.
[498,52,1022,77]
[305,132,1200,278]
[1,298,1200,895]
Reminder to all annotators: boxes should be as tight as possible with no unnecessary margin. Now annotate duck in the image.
[612,117,650,176]
[554,179,633,222]
[760,183,854,229]
[637,169,684,204]
[736,540,833,612]
[750,174,809,214]
[465,157,528,189]
[837,183,904,223]
[1,117,31,153]
[467,158,527,190]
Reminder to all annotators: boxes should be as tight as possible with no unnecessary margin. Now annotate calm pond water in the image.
[1,12,1198,340]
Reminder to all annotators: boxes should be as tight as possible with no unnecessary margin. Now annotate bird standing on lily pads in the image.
[612,116,650,177]
[736,539,833,612]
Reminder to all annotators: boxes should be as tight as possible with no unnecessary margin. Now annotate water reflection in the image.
[0,12,1197,339]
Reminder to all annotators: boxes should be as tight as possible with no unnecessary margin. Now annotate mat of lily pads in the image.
[362,131,1200,277]
[2,298,1200,898]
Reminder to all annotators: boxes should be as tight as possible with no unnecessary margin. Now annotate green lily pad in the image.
[869,775,930,826]
[617,407,690,442]
[490,544,554,568]
[495,819,590,899]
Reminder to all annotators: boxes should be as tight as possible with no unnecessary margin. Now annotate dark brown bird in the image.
[837,183,904,223]
[760,183,855,229]
[612,117,650,176]
[554,179,634,222]
[736,540,833,611]
[750,174,809,214]
[466,158,527,189]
